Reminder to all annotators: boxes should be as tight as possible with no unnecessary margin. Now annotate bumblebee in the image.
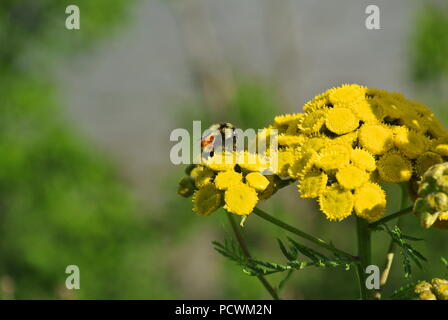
[201,122,236,157]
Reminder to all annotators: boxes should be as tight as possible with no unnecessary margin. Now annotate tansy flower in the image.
[298,169,328,198]
[258,175,280,200]
[192,184,223,216]
[237,151,272,173]
[298,109,328,133]
[246,172,270,191]
[350,148,376,172]
[400,111,428,132]
[278,133,307,147]
[366,87,388,98]
[301,135,330,152]
[325,107,359,135]
[415,152,443,177]
[434,143,448,157]
[276,148,295,176]
[377,96,405,119]
[349,99,383,124]
[224,183,258,215]
[336,165,368,190]
[358,124,394,155]
[318,184,354,221]
[179,84,448,224]
[377,151,413,183]
[389,92,405,101]
[214,170,242,190]
[190,166,215,188]
[393,126,429,159]
[288,149,317,179]
[354,183,386,222]
[315,144,351,171]
[427,118,448,139]
[409,100,434,117]
[303,92,330,112]
[328,84,366,107]
[286,120,302,136]
[332,131,358,147]
[274,113,303,126]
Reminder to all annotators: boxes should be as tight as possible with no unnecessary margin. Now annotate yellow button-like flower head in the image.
[298,109,328,133]
[328,84,366,107]
[377,151,413,183]
[192,184,223,216]
[288,149,317,179]
[274,113,303,127]
[315,144,350,172]
[354,183,386,222]
[278,133,307,147]
[318,184,354,221]
[190,166,216,188]
[303,92,330,112]
[298,169,328,198]
[336,165,368,190]
[350,148,376,172]
[224,183,258,215]
[325,107,359,135]
[393,126,429,159]
[246,172,270,191]
[359,124,394,155]
[349,99,383,124]
[214,170,242,190]
[434,143,448,157]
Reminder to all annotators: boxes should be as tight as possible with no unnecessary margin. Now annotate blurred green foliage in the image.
[0,0,176,299]
[0,0,129,70]
[410,4,448,87]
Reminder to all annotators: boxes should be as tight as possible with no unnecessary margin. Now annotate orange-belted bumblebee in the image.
[201,122,236,158]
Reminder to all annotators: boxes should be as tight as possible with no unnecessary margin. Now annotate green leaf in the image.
[277,238,297,261]
[390,281,420,300]
[278,269,294,292]
[287,237,328,263]
[382,225,427,278]
[401,235,424,241]
[441,257,448,269]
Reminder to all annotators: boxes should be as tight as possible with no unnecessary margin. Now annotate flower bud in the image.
[413,162,448,229]
[178,176,196,198]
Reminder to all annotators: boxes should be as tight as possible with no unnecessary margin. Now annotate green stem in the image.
[355,217,371,300]
[253,207,358,262]
[375,183,409,298]
[368,206,413,229]
[226,213,280,300]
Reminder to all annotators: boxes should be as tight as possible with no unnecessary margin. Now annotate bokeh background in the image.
[0,0,447,299]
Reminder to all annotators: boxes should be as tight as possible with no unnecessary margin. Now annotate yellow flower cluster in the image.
[178,152,282,216]
[271,84,448,222]
[178,84,448,222]
[415,278,448,300]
